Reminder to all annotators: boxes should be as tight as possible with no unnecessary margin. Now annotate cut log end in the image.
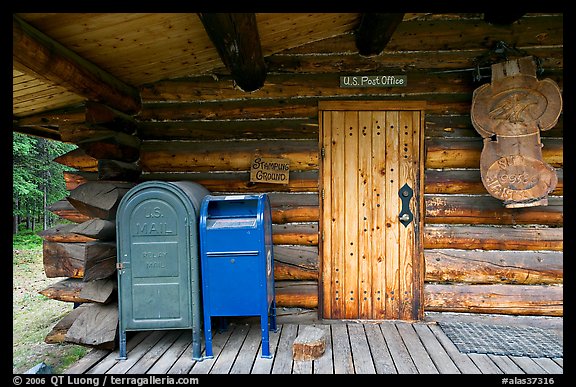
[292,326,326,361]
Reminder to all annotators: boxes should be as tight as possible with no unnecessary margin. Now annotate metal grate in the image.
[439,321,563,358]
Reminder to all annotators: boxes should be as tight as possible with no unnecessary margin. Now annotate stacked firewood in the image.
[39,102,140,349]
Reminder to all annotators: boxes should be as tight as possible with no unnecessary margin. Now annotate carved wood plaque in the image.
[471,57,562,208]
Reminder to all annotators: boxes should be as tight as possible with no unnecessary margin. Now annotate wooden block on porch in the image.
[292,326,326,361]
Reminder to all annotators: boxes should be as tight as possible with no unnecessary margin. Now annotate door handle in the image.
[398,183,413,227]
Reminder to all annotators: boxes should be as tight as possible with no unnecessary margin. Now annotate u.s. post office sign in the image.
[340,75,407,88]
[250,157,290,184]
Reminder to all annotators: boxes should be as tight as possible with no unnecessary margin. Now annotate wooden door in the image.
[319,101,425,320]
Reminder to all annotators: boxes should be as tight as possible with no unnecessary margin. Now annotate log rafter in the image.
[12,14,142,115]
[197,13,267,92]
[354,13,405,56]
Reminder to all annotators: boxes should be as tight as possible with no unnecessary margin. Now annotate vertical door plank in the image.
[384,111,400,318]
[398,111,416,320]
[344,111,359,318]
[370,111,387,319]
[320,111,332,318]
[331,111,346,317]
[414,111,425,320]
[358,111,373,319]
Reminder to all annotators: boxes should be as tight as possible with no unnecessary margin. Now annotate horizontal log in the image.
[15,106,85,127]
[275,280,318,309]
[65,302,118,348]
[139,94,475,121]
[268,192,318,207]
[272,223,318,246]
[98,159,142,181]
[85,101,139,134]
[67,181,136,221]
[135,112,562,142]
[63,171,97,191]
[276,281,558,315]
[59,125,120,144]
[140,71,481,102]
[140,70,562,103]
[424,283,563,316]
[425,194,563,226]
[139,140,318,172]
[137,119,318,141]
[13,14,141,115]
[46,196,319,225]
[45,304,87,344]
[282,15,563,54]
[424,225,563,251]
[266,47,563,74]
[53,147,98,172]
[275,307,318,324]
[38,223,96,243]
[139,170,318,193]
[424,249,563,284]
[268,192,319,223]
[42,240,117,281]
[77,131,141,162]
[70,219,116,241]
[272,206,319,224]
[38,277,116,303]
[39,278,92,303]
[273,245,318,281]
[135,137,561,174]
[425,113,563,138]
[426,137,563,168]
[425,168,563,196]
[48,199,92,223]
[13,124,61,142]
[79,277,117,303]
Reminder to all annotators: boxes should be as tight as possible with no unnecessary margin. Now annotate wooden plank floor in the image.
[64,320,563,375]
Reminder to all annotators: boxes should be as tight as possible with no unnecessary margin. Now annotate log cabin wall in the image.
[47,13,562,327]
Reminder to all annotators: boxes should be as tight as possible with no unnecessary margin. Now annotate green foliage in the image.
[13,132,78,232]
[53,346,89,373]
[12,227,43,250]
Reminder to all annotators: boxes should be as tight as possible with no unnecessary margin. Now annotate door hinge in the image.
[116,262,125,270]
[321,189,325,200]
[321,147,325,159]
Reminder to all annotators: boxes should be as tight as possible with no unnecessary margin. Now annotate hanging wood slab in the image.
[471,56,562,208]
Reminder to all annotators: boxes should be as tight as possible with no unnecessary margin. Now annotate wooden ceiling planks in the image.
[256,13,360,55]
[16,13,222,85]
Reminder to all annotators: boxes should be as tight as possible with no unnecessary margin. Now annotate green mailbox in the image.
[115,181,209,361]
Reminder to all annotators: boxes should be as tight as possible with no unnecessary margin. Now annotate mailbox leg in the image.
[118,330,127,360]
[203,315,214,359]
[260,314,272,358]
[191,326,203,361]
[270,301,277,332]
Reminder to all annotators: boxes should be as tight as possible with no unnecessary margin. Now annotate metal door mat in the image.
[439,321,563,358]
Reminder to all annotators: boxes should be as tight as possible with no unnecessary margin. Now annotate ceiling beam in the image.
[198,13,267,92]
[484,12,526,25]
[13,14,142,115]
[355,13,405,57]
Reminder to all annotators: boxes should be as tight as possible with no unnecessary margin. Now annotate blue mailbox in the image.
[199,194,277,358]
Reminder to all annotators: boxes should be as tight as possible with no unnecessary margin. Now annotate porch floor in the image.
[64,313,563,375]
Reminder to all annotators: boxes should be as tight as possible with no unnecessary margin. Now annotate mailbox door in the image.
[204,253,263,315]
[117,187,193,330]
